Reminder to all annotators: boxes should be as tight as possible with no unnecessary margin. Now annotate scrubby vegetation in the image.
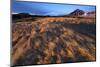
[12,16,96,66]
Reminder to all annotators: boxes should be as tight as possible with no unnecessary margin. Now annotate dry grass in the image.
[12,16,96,66]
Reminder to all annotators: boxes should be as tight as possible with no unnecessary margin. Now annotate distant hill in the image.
[87,11,96,14]
[12,9,96,21]
[12,13,33,20]
[12,13,50,22]
[86,11,96,17]
[68,9,85,16]
[12,13,57,19]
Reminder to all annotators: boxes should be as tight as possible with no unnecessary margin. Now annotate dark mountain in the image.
[86,11,96,17]
[87,11,96,14]
[12,13,57,20]
[12,13,33,20]
[69,9,85,16]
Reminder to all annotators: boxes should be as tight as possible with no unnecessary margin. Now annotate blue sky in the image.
[12,1,96,16]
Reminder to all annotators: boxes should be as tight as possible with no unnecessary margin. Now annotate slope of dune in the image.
[12,17,96,66]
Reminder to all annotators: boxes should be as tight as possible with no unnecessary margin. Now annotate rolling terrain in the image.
[12,10,96,66]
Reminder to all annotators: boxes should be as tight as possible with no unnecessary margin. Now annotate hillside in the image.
[12,17,96,66]
[68,9,85,16]
[12,10,96,24]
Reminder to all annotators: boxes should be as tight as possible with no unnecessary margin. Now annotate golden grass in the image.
[78,47,95,61]
[67,49,74,59]
[12,16,96,66]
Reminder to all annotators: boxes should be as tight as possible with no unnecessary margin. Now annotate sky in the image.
[12,0,96,16]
